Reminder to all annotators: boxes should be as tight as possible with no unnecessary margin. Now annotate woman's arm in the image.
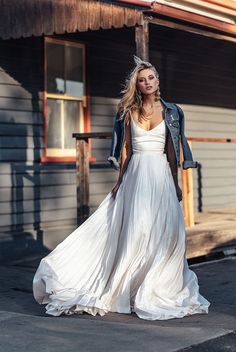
[111,119,133,199]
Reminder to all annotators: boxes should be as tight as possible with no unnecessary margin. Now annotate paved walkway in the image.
[0,255,235,352]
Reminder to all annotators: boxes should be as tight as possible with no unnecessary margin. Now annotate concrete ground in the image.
[0,254,235,352]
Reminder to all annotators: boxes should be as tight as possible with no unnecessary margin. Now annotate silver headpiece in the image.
[133,55,153,68]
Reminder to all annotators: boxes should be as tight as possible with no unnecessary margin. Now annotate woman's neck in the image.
[142,94,161,107]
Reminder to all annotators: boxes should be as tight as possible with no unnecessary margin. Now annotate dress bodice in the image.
[131,117,166,154]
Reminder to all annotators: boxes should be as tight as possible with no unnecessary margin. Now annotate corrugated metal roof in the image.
[0,0,143,40]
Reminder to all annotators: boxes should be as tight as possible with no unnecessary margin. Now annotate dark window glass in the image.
[46,43,65,94]
[65,45,84,96]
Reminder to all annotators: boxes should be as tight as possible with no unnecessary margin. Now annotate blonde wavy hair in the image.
[117,55,160,122]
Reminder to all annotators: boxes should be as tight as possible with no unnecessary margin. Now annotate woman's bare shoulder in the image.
[129,108,139,123]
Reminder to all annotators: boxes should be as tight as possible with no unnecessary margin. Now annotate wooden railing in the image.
[73,133,236,227]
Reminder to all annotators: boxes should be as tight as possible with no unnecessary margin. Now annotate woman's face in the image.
[136,68,159,96]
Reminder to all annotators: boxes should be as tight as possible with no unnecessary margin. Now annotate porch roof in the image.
[0,0,144,40]
[117,0,236,36]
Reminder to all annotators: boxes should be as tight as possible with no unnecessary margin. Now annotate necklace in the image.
[142,102,163,119]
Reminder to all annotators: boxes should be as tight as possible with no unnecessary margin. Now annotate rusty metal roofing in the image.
[0,0,143,40]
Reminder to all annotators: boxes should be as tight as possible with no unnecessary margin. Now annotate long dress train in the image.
[33,117,210,320]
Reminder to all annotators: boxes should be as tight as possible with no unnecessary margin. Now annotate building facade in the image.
[0,0,235,259]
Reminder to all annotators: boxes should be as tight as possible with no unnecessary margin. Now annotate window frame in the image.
[41,36,95,163]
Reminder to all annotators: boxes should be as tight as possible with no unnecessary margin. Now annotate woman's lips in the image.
[146,86,152,90]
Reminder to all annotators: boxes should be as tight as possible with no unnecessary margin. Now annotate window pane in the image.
[46,99,62,148]
[46,43,65,94]
[65,45,84,96]
[64,101,81,148]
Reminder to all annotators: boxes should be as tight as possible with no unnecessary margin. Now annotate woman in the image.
[33,55,210,320]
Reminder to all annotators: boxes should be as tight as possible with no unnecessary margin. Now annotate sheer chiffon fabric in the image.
[33,117,210,319]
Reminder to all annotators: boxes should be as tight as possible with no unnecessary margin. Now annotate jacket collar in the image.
[121,97,173,120]
[160,97,174,110]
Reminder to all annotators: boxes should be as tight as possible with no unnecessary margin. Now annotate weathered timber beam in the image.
[135,19,149,61]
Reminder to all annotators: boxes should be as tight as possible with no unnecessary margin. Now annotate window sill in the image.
[40,156,97,163]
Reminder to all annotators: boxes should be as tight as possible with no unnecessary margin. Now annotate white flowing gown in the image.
[33,117,210,320]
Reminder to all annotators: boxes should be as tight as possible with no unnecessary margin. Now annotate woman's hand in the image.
[176,185,182,202]
[111,180,122,200]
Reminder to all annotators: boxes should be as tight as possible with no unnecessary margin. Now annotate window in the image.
[43,37,86,160]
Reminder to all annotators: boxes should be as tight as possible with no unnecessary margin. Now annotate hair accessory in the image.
[133,55,152,68]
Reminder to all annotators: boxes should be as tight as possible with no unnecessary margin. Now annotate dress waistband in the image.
[132,150,166,155]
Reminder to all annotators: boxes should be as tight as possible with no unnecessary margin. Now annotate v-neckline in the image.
[131,117,165,133]
[131,107,165,133]
[130,105,165,133]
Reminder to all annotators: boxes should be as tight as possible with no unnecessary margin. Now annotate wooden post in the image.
[180,142,195,227]
[76,138,90,225]
[135,19,149,60]
[73,132,112,225]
